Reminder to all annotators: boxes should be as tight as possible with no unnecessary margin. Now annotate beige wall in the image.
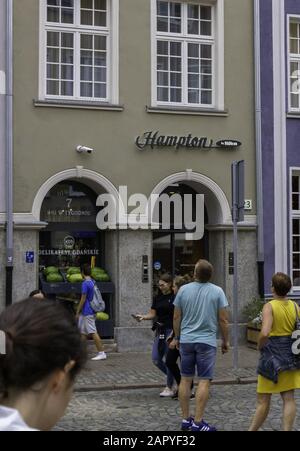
[0,228,39,309]
[13,0,255,216]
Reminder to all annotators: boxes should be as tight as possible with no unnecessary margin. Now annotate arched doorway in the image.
[153,183,209,281]
[151,171,231,291]
[150,171,231,224]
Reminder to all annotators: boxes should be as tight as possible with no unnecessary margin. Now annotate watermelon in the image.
[92,271,110,282]
[44,266,59,276]
[96,312,109,321]
[92,267,110,282]
[98,273,110,282]
[67,267,81,276]
[68,273,84,283]
[92,273,103,281]
[92,267,106,274]
[47,273,63,283]
[91,269,105,277]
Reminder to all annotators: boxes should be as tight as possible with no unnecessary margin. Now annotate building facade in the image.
[0,0,7,302]
[260,0,300,297]
[0,0,258,351]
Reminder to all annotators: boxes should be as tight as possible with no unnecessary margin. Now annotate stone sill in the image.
[34,99,124,111]
[287,111,300,119]
[146,105,229,117]
[0,222,47,231]
[206,224,257,231]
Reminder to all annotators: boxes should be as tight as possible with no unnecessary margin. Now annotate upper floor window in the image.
[289,19,300,111]
[291,172,300,288]
[151,0,224,109]
[39,0,119,103]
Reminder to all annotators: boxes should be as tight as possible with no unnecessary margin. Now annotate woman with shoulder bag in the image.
[249,273,300,431]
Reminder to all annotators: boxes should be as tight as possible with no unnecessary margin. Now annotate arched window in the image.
[39,181,104,270]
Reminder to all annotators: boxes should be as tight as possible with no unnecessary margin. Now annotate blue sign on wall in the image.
[26,252,35,264]
[154,261,162,271]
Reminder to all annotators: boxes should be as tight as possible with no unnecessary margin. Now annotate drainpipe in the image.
[254,0,265,298]
[5,0,13,306]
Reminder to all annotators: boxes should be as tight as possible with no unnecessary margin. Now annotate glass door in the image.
[153,231,208,294]
[174,233,206,278]
[152,182,209,291]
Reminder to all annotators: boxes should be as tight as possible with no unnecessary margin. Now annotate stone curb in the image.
[74,377,257,393]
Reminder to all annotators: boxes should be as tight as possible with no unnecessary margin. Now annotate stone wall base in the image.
[115,327,154,353]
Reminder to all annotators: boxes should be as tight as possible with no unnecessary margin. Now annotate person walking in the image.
[0,298,86,431]
[166,275,192,399]
[249,273,300,432]
[173,260,230,432]
[76,264,107,361]
[136,274,176,397]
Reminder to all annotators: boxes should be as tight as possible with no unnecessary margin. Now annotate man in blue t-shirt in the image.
[76,264,107,361]
[173,260,229,432]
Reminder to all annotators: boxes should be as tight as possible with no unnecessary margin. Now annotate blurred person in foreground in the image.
[0,298,86,431]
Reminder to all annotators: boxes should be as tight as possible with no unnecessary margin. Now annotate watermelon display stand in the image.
[39,273,115,338]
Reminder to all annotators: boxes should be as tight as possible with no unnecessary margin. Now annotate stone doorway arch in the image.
[32,167,120,221]
[149,170,232,226]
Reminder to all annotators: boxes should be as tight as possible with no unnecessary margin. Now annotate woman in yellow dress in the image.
[249,273,300,431]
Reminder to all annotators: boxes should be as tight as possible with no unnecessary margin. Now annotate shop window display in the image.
[39,181,114,338]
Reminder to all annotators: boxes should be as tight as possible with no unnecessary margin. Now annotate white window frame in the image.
[151,0,224,109]
[287,15,300,113]
[290,168,300,291]
[39,0,119,103]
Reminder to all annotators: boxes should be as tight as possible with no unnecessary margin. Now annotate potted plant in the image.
[243,298,265,348]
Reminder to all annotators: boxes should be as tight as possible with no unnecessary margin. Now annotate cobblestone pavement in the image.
[55,386,300,431]
[75,347,258,390]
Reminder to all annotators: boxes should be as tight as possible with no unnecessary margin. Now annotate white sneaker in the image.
[159,387,174,397]
[91,352,107,361]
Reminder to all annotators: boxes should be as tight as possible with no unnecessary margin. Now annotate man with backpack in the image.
[76,264,107,361]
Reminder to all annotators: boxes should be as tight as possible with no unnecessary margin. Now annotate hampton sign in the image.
[135,131,242,151]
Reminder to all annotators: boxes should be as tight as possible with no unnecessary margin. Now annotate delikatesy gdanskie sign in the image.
[135,131,242,151]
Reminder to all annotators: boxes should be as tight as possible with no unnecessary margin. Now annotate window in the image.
[40,0,119,102]
[152,0,224,108]
[291,172,300,287]
[289,19,300,111]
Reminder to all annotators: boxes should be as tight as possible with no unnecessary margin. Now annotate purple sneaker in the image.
[191,420,217,432]
[181,417,194,431]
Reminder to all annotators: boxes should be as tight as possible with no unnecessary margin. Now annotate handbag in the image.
[291,302,300,356]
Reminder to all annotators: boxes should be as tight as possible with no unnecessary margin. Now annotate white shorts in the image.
[78,315,97,335]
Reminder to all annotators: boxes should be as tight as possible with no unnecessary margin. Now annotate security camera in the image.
[76,145,94,154]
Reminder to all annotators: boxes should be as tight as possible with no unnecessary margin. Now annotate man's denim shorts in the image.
[180,343,217,380]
